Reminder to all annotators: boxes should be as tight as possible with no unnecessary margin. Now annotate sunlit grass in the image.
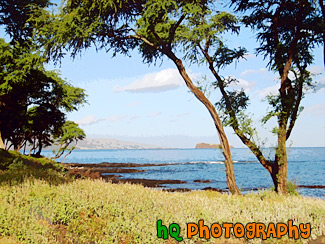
[0,149,324,243]
[0,178,324,244]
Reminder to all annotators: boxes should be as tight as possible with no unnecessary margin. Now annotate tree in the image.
[0,0,87,158]
[32,0,241,194]
[25,105,65,156]
[52,121,85,163]
[185,0,323,194]
[0,38,87,155]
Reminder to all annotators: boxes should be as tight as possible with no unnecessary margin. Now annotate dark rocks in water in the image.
[202,187,227,192]
[194,180,211,183]
[104,178,186,188]
[69,169,102,179]
[66,162,173,168]
[69,167,144,174]
[298,185,325,189]
[65,162,228,192]
[163,188,192,192]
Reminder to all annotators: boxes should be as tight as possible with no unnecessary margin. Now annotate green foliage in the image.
[179,10,246,69]
[231,0,323,71]
[231,0,322,126]
[31,0,244,67]
[52,121,86,162]
[269,180,299,196]
[0,38,87,154]
[0,0,52,45]
[215,88,249,120]
[287,180,299,196]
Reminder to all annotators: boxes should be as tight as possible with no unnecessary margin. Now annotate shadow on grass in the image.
[0,149,72,186]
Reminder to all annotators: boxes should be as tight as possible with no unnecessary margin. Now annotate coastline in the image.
[65,162,325,193]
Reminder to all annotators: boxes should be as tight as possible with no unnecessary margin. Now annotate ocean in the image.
[44,147,325,198]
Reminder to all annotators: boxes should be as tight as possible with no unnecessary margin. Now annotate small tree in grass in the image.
[52,121,85,163]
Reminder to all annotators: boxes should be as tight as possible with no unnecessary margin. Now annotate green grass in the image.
[0,149,70,186]
[0,150,324,243]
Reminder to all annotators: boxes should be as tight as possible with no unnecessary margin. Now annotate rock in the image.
[194,180,211,183]
[163,188,192,192]
[104,178,186,187]
[202,187,227,192]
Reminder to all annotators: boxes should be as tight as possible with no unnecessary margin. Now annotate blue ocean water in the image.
[44,147,325,198]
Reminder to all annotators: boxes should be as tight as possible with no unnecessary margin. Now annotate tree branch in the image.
[272,0,286,76]
[319,0,325,66]
[286,66,304,140]
[127,28,167,55]
[279,1,304,116]
[149,25,170,54]
[128,33,162,53]
[168,14,186,48]
[198,42,273,173]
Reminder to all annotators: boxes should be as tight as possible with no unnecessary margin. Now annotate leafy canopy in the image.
[0,38,87,153]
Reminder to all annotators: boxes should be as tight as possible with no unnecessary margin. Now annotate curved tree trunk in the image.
[0,131,5,149]
[172,58,241,195]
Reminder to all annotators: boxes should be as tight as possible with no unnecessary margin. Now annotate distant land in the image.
[195,143,234,149]
[42,138,236,150]
[75,138,165,150]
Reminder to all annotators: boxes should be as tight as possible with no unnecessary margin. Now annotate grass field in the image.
[0,150,324,244]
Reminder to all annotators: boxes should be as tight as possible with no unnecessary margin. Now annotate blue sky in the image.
[46,25,324,148]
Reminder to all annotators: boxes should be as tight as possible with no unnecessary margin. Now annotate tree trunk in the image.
[36,134,43,157]
[61,151,70,164]
[0,131,5,149]
[173,58,241,195]
[272,122,288,194]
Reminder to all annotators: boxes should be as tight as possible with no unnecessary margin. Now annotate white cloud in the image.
[147,112,162,118]
[314,76,325,93]
[114,68,185,93]
[258,84,279,98]
[76,115,105,126]
[316,87,325,94]
[76,114,128,125]
[309,65,324,75]
[303,104,325,116]
[107,115,127,122]
[227,77,256,93]
[240,68,267,76]
[128,115,140,123]
[243,53,256,60]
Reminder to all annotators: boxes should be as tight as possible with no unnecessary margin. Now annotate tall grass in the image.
[0,178,324,244]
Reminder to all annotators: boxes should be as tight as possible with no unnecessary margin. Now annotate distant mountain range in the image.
[75,138,165,150]
[42,138,232,150]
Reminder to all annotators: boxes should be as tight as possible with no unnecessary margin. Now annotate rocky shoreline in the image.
[65,162,227,192]
[65,162,325,192]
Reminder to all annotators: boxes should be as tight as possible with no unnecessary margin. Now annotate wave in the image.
[179,161,225,165]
